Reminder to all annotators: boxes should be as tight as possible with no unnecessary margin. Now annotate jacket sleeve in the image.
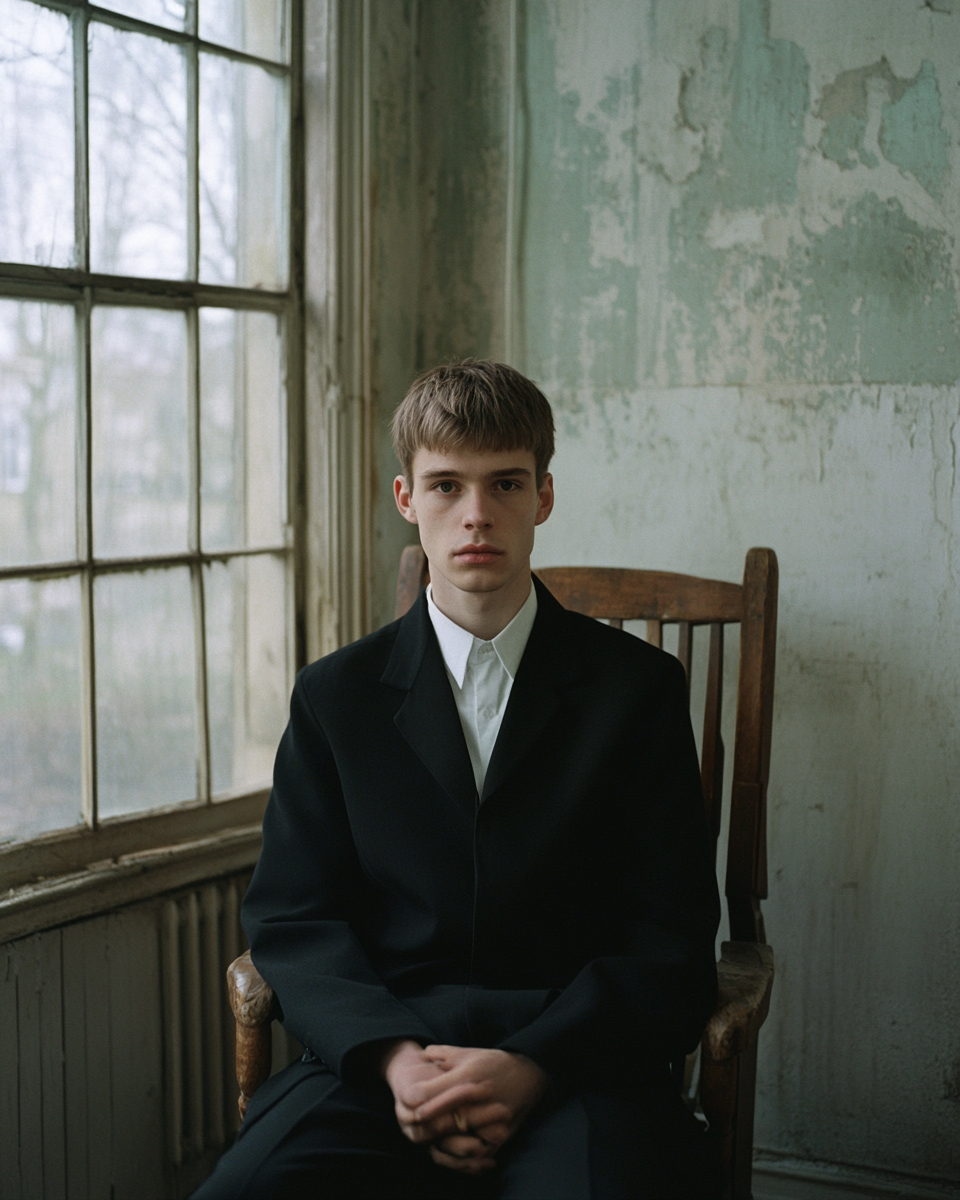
[241,672,436,1081]
[499,655,721,1093]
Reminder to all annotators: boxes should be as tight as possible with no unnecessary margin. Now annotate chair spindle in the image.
[701,622,725,849]
[677,622,693,698]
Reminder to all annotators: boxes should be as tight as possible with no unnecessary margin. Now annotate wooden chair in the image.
[228,544,778,1200]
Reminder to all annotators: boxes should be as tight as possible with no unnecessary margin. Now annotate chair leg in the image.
[730,1042,758,1200]
[700,1043,759,1200]
[700,1053,737,1198]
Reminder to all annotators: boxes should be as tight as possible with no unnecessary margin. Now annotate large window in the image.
[0,0,298,854]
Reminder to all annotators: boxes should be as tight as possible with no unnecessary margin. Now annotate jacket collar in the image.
[381,576,582,812]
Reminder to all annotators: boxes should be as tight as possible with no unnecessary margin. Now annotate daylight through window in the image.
[0,0,295,845]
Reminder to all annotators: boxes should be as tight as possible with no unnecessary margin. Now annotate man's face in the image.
[394,446,554,598]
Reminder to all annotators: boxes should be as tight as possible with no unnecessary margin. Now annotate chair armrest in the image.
[227,950,279,1118]
[702,940,774,1062]
[227,949,277,1027]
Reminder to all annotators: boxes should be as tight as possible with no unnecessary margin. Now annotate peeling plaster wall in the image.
[366,0,960,1181]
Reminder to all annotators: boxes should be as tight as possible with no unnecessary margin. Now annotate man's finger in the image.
[452,1101,513,1129]
[400,1062,480,1107]
[472,1120,513,1149]
[434,1134,488,1158]
[414,1081,492,1122]
[429,1144,496,1174]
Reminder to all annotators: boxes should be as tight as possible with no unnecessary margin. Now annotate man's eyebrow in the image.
[417,466,532,480]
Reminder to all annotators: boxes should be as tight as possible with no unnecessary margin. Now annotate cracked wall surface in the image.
[367,0,960,1181]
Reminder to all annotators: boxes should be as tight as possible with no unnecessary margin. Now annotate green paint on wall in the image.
[719,0,809,210]
[664,10,959,385]
[520,1,641,396]
[820,111,876,171]
[815,57,902,172]
[879,60,951,201]
[787,193,960,385]
[665,1,810,381]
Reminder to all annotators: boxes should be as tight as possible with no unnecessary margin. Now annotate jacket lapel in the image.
[382,593,478,818]
[479,578,581,805]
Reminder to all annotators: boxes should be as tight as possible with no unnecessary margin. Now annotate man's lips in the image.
[453,545,504,565]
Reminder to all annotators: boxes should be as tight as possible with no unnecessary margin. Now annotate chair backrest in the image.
[393,544,778,944]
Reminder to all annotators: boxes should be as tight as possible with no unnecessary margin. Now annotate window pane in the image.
[205,554,287,796]
[0,0,75,267]
[95,567,198,817]
[92,307,189,559]
[0,575,82,843]
[96,0,185,32]
[0,300,76,568]
[89,23,187,279]
[199,53,287,288]
[199,0,289,63]
[200,309,285,551]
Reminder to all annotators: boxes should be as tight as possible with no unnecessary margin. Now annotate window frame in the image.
[0,0,307,921]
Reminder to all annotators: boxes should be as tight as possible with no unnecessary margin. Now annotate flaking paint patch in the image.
[879,60,951,201]
[519,0,960,391]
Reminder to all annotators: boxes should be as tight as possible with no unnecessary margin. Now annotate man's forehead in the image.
[412,447,535,477]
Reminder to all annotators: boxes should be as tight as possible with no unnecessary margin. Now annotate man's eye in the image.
[496,480,519,491]
[436,481,456,493]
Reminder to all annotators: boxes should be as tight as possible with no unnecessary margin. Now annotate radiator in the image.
[160,877,248,1167]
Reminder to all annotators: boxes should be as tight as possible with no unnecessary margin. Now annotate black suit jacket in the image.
[242,577,720,1097]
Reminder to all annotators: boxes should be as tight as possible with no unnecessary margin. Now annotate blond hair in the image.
[391,359,555,485]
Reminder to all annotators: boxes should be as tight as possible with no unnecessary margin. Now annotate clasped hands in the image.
[380,1039,549,1174]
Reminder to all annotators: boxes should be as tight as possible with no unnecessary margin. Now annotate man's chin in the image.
[439,565,514,595]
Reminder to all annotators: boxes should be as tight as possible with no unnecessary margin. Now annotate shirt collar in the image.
[426,580,538,689]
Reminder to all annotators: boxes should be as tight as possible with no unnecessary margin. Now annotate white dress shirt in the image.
[426,581,538,795]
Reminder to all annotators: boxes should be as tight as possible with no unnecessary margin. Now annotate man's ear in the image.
[394,475,419,525]
[534,473,554,526]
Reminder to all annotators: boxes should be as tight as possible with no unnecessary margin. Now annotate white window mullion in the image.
[72,5,89,273]
[78,287,98,829]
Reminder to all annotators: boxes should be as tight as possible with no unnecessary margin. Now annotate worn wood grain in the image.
[38,930,67,1200]
[62,924,89,1200]
[726,548,778,942]
[18,937,46,1199]
[160,899,183,1169]
[0,823,263,944]
[701,622,725,846]
[84,920,113,1200]
[677,621,693,698]
[703,942,775,1063]
[108,908,165,1200]
[221,880,242,1137]
[0,790,268,896]
[0,943,21,1197]
[228,950,276,1118]
[201,885,225,1147]
[183,893,205,1156]
[535,566,744,623]
[394,543,429,619]
[228,950,277,1028]
[235,1022,273,1120]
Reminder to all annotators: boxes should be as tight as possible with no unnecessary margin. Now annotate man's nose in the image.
[462,489,493,528]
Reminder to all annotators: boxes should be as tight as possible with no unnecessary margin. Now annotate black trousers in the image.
[191,1058,713,1200]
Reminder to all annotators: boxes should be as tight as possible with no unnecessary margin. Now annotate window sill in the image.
[0,790,269,941]
[0,820,263,943]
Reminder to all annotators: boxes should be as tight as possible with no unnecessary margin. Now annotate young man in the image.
[195,361,720,1199]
